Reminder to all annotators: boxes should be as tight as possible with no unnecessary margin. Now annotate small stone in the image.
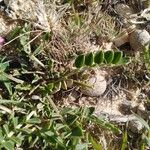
[108,115,135,124]
[146,24,150,34]
[113,30,129,47]
[68,91,80,102]
[129,29,150,51]
[137,104,150,120]
[37,103,43,111]
[128,120,143,133]
[118,100,137,115]
[31,95,41,100]
[114,4,134,19]
[4,0,10,5]
[80,70,107,97]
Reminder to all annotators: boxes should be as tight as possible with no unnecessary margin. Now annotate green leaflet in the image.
[112,51,123,64]
[85,52,94,66]
[75,54,85,68]
[71,125,83,137]
[94,51,104,65]
[88,134,102,150]
[104,50,114,64]
[54,81,62,92]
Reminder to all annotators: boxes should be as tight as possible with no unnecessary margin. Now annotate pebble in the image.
[146,24,150,34]
[128,119,144,133]
[113,30,129,47]
[108,115,135,124]
[31,95,41,100]
[114,4,134,20]
[118,100,137,115]
[137,104,150,120]
[80,70,107,97]
[129,29,150,51]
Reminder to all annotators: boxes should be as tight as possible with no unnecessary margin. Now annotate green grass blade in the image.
[88,134,102,150]
[133,112,150,131]
[121,130,128,150]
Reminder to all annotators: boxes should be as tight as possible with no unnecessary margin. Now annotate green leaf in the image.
[27,118,41,124]
[10,136,22,145]
[17,128,33,134]
[0,99,20,104]
[75,143,88,150]
[0,130,4,141]
[29,136,39,147]
[94,51,104,65]
[33,44,43,56]
[54,81,62,92]
[48,59,54,70]
[74,13,82,27]
[19,25,31,54]
[1,141,14,150]
[44,131,54,136]
[143,44,150,73]
[12,117,18,128]
[0,73,8,81]
[7,26,21,40]
[85,52,94,66]
[4,82,12,95]
[74,54,85,68]
[43,32,52,41]
[91,116,120,134]
[145,136,150,147]
[83,107,95,118]
[45,83,54,93]
[88,134,102,150]
[104,122,120,133]
[112,51,123,64]
[0,71,13,95]
[66,114,78,125]
[117,57,129,65]
[15,83,31,91]
[55,123,67,131]
[121,130,128,150]
[104,51,114,64]
[3,124,9,136]
[133,112,150,131]
[71,125,83,137]
[0,61,9,72]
